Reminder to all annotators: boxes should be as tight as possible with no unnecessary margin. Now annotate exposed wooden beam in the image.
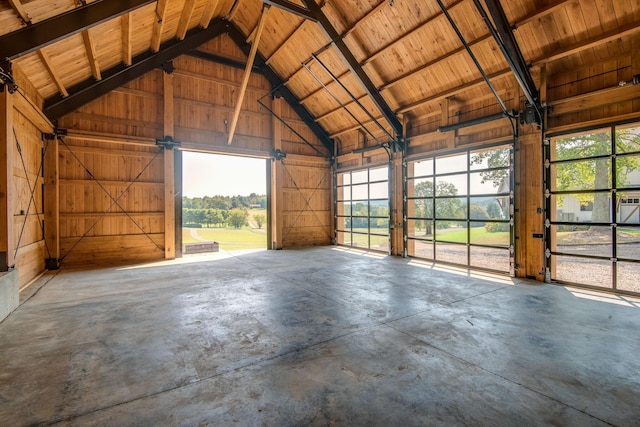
[177,0,197,40]
[122,12,133,66]
[261,0,315,21]
[513,0,574,29]
[7,0,31,24]
[200,0,220,28]
[0,86,15,269]
[151,0,169,52]
[228,5,271,145]
[265,20,307,65]
[548,84,640,116]
[38,49,69,97]
[0,0,154,59]
[82,30,102,80]
[163,70,175,259]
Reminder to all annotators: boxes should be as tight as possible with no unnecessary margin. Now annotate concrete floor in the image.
[1,247,640,426]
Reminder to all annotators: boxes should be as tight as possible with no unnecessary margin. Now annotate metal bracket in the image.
[45,258,60,270]
[0,58,18,94]
[43,128,67,141]
[270,148,287,161]
[155,136,181,150]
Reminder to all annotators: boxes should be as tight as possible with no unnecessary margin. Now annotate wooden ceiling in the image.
[1,0,638,143]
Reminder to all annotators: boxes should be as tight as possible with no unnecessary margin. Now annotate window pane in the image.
[615,153,640,188]
[553,225,612,258]
[337,216,351,231]
[372,238,389,253]
[351,232,369,248]
[370,200,389,217]
[470,222,509,246]
[337,173,350,186]
[553,255,611,289]
[617,261,640,293]
[469,197,508,220]
[553,130,611,161]
[435,221,467,242]
[552,193,611,223]
[337,186,351,201]
[409,239,433,259]
[435,242,467,265]
[470,246,510,272]
[410,199,433,219]
[470,170,509,195]
[410,158,433,177]
[352,170,367,184]
[351,202,368,217]
[337,201,352,215]
[370,218,389,235]
[435,198,467,219]
[470,146,510,170]
[369,182,388,198]
[337,231,351,246]
[617,226,640,259]
[407,219,433,239]
[551,158,611,191]
[615,124,640,154]
[407,177,433,197]
[436,174,467,196]
[352,184,368,200]
[369,166,388,181]
[436,153,466,174]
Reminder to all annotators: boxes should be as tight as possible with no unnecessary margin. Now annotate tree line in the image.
[183,194,266,229]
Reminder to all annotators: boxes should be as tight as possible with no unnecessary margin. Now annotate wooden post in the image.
[270,96,283,249]
[227,4,270,145]
[0,86,15,269]
[163,70,175,259]
[44,134,60,265]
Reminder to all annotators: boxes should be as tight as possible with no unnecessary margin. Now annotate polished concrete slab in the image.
[1,247,639,426]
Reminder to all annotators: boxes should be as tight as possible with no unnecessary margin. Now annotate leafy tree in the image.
[413,180,464,233]
[227,208,248,229]
[469,203,489,226]
[254,214,266,229]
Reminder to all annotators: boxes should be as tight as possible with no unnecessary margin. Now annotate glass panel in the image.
[369,166,388,181]
[372,238,389,253]
[409,239,433,259]
[370,200,389,217]
[551,158,611,191]
[617,261,640,293]
[352,202,369,217]
[552,193,611,223]
[470,222,509,246]
[436,174,467,196]
[337,201,352,216]
[470,246,510,272]
[409,158,433,177]
[617,226,640,259]
[410,199,433,219]
[470,170,509,195]
[435,198,467,219]
[352,184,368,200]
[436,153,466,174]
[370,218,389,235]
[553,225,612,258]
[435,221,467,243]
[336,173,350,186]
[553,130,611,161]
[407,177,433,198]
[337,231,351,246]
[369,182,388,198]
[407,219,434,239]
[470,197,508,220]
[351,232,369,248]
[552,255,611,289]
[337,216,351,231]
[615,154,640,188]
[470,146,510,170]
[435,242,467,265]
[615,124,640,154]
[336,186,351,201]
[351,170,367,184]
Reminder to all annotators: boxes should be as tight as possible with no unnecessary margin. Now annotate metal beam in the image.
[301,0,403,141]
[225,22,334,154]
[261,0,316,21]
[43,20,228,120]
[0,0,154,59]
[475,0,541,118]
[186,51,263,73]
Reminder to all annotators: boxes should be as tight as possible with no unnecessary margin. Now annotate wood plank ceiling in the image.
[1,0,638,145]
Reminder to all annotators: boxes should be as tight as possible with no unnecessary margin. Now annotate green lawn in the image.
[432,227,510,245]
[183,227,267,251]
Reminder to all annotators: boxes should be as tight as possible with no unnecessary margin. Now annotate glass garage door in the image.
[335,165,390,253]
[546,123,640,294]
[405,144,514,273]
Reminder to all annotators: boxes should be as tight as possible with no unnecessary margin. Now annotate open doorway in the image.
[180,151,268,255]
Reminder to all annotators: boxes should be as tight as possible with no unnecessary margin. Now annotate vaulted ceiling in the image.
[1,0,638,145]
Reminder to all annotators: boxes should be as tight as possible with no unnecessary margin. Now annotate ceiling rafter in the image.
[260,0,316,21]
[200,0,220,28]
[38,49,69,97]
[7,0,31,24]
[300,0,402,140]
[122,12,133,66]
[151,0,169,52]
[0,0,154,59]
[177,0,197,40]
[264,20,308,65]
[82,30,102,80]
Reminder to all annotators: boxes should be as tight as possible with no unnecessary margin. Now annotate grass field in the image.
[183,227,267,251]
[430,227,510,245]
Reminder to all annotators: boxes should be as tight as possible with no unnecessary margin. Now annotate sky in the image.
[182,151,267,197]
